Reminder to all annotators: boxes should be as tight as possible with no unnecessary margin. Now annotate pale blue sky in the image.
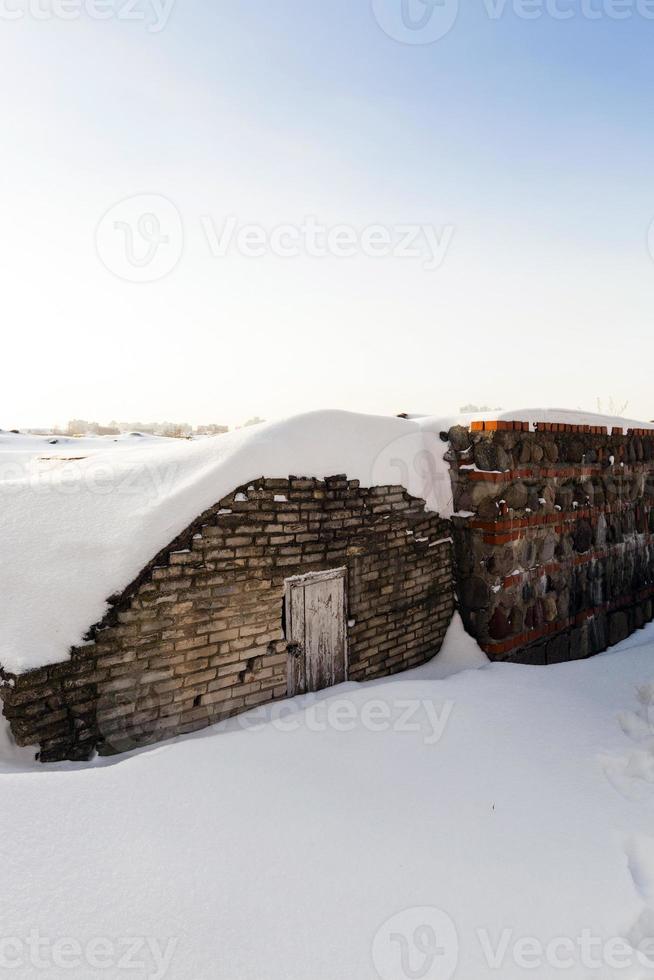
[2,0,653,427]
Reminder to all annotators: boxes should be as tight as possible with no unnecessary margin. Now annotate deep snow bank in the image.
[1,627,654,978]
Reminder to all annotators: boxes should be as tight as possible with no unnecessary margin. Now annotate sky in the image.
[1,0,654,428]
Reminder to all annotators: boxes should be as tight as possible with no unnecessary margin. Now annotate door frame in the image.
[284,567,349,697]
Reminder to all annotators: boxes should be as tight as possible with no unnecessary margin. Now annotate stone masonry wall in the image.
[447,420,654,664]
[1,476,453,762]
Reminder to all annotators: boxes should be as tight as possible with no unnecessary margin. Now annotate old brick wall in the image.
[1,476,453,762]
[447,420,654,664]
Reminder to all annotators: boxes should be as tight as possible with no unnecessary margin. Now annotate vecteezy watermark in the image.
[372,907,459,980]
[370,429,454,516]
[0,0,175,30]
[0,456,181,502]
[0,931,177,978]
[484,0,654,20]
[201,215,454,270]
[372,907,654,977]
[372,0,654,44]
[239,694,455,746]
[372,0,460,44]
[476,927,654,971]
[94,196,455,283]
[96,194,184,283]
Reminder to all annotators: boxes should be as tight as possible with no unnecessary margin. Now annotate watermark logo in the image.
[0,456,181,502]
[370,430,453,515]
[95,194,183,283]
[0,0,175,31]
[373,908,654,976]
[476,926,654,971]
[373,0,654,43]
[371,0,459,43]
[201,215,454,270]
[372,907,459,980]
[96,686,162,754]
[239,694,455,746]
[95,200,455,280]
[0,930,177,978]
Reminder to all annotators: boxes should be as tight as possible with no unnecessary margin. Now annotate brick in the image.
[183,668,217,688]
[174,636,209,653]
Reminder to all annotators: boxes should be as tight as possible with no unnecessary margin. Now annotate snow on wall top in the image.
[1,407,651,675]
[410,407,654,432]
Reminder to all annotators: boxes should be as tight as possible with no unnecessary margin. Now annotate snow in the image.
[408,610,488,679]
[2,406,651,675]
[414,406,654,433]
[0,428,166,464]
[2,622,654,978]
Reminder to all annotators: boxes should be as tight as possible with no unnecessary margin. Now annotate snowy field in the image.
[2,617,654,979]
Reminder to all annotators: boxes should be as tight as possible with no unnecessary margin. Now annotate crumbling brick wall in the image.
[1,476,453,762]
[446,420,654,664]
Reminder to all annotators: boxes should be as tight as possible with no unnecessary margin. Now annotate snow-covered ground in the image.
[2,616,654,979]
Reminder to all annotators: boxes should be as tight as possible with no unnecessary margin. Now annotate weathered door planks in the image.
[285,569,347,697]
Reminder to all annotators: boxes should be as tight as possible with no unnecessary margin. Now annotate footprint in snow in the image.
[600,683,654,802]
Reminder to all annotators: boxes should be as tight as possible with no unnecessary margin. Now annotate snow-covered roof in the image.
[1,407,651,675]
[0,411,454,675]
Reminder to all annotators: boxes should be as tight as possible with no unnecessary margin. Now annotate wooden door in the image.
[285,569,347,697]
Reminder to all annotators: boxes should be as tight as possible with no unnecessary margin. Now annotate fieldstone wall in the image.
[1,476,453,762]
[447,420,654,664]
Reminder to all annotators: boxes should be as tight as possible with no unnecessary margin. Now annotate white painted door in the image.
[285,569,347,696]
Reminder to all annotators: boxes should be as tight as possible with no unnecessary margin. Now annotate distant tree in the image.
[195,424,229,436]
[459,404,502,414]
[160,422,192,439]
[596,397,629,417]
